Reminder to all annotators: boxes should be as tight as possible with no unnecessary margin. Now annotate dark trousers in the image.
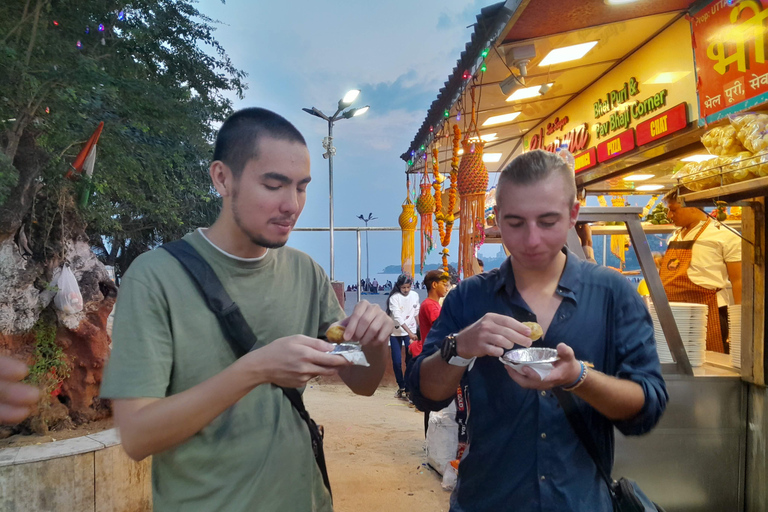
[390,335,411,390]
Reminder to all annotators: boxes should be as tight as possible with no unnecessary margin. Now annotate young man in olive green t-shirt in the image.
[100,108,392,512]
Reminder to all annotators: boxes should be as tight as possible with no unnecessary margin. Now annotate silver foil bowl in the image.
[501,347,558,365]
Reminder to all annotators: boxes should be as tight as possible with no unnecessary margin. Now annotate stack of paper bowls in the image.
[649,302,708,367]
[728,305,741,369]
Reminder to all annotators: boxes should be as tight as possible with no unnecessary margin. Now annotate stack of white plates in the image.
[728,305,741,369]
[649,302,708,367]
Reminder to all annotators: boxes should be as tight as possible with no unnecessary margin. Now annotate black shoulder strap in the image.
[161,239,332,495]
[552,387,616,492]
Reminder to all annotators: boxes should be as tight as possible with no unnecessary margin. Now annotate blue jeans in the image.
[390,335,411,390]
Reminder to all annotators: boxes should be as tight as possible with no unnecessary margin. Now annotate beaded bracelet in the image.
[563,361,588,392]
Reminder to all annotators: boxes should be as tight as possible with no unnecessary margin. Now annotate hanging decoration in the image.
[416,148,437,273]
[434,124,460,273]
[399,194,418,278]
[457,86,488,279]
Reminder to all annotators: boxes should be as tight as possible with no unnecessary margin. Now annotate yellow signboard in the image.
[523,18,699,156]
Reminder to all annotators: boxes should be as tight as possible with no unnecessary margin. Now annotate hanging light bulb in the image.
[53,20,59,26]
[76,40,83,49]
[444,109,450,118]
[85,26,90,34]
[98,24,105,32]
[456,112,461,121]
[480,63,487,72]
[118,10,125,21]
[462,70,470,80]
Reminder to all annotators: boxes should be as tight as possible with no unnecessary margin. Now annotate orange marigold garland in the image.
[416,171,435,273]
[434,124,461,273]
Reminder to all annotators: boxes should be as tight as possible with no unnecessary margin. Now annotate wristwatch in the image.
[440,333,476,367]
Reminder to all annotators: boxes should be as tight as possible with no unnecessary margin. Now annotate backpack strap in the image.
[161,239,333,496]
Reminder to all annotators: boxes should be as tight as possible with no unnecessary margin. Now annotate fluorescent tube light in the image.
[681,154,717,163]
[482,112,521,126]
[539,42,598,66]
[506,84,554,102]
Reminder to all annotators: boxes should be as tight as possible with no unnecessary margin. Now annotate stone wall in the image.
[0,429,151,511]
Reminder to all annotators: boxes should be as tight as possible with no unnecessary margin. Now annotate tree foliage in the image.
[0,0,245,280]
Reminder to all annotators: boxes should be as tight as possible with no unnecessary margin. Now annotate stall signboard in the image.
[523,18,699,172]
[635,102,689,146]
[597,129,635,163]
[574,147,597,173]
[691,0,768,124]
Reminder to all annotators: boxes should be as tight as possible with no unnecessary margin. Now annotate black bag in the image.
[161,240,333,497]
[553,388,665,512]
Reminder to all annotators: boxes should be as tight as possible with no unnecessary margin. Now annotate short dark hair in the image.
[423,269,449,291]
[477,258,484,267]
[496,150,576,207]
[213,108,307,177]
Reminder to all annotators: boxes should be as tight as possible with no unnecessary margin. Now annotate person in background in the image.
[663,190,741,353]
[386,274,420,399]
[477,259,484,273]
[575,222,597,264]
[412,269,451,433]
[408,150,667,512]
[0,356,40,424]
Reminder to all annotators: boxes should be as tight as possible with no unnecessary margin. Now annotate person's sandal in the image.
[394,388,405,399]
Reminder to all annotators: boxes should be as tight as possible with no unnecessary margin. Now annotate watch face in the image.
[441,335,455,361]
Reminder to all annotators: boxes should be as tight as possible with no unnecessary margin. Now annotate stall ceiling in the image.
[423,10,684,177]
[503,0,692,43]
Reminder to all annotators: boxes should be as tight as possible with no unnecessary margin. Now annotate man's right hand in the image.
[245,335,353,388]
[0,356,40,425]
[455,313,533,359]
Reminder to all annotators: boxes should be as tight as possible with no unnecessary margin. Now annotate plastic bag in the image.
[730,112,768,153]
[53,265,83,314]
[441,460,459,491]
[701,125,746,156]
[426,401,458,475]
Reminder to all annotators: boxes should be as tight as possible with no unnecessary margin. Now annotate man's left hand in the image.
[505,343,583,391]
[338,300,393,347]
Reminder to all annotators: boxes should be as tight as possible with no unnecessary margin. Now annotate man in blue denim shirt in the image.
[408,150,667,512]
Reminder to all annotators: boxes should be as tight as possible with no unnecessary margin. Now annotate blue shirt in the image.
[408,250,668,512]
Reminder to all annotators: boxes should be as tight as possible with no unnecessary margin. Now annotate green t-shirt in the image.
[100,230,344,512]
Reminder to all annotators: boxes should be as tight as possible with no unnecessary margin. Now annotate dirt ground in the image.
[304,381,451,512]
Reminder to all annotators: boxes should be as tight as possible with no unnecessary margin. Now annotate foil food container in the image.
[499,348,558,379]
[328,343,370,367]
[501,347,559,365]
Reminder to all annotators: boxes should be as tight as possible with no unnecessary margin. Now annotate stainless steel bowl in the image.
[501,347,558,365]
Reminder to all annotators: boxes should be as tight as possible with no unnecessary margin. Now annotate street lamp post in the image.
[303,91,369,281]
[356,213,377,286]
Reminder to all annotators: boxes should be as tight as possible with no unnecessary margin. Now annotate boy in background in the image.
[409,269,450,432]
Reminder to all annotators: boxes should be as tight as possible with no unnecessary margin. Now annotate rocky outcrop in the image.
[0,237,116,430]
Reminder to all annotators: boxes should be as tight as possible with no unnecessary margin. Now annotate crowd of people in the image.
[0,108,672,512]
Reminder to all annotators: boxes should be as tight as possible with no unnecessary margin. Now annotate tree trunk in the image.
[0,130,48,243]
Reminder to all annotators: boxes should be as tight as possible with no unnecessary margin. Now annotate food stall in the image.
[401,1,768,510]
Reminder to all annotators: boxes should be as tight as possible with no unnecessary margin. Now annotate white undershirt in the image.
[197,228,268,262]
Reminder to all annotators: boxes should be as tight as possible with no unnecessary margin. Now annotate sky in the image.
[195,0,504,284]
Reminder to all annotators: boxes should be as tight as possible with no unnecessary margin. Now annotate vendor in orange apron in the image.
[659,218,724,352]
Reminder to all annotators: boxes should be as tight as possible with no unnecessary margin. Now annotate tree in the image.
[0,0,245,280]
